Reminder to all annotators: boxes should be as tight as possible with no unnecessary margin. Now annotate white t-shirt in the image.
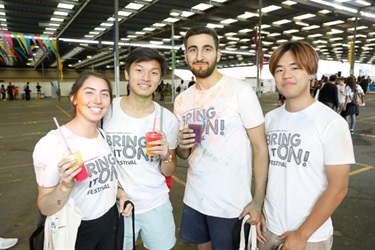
[33,127,118,221]
[345,84,364,104]
[264,101,355,242]
[103,98,179,214]
[337,83,346,104]
[174,75,265,218]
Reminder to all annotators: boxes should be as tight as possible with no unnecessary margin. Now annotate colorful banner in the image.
[0,30,63,80]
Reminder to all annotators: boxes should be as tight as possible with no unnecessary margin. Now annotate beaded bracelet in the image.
[162,154,172,164]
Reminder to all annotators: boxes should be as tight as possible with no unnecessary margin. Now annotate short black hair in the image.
[125,47,167,77]
[329,75,337,82]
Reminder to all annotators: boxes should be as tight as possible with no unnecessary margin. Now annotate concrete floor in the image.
[0,91,374,250]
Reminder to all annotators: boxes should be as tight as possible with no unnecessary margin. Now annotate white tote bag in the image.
[239,214,259,250]
[44,199,82,250]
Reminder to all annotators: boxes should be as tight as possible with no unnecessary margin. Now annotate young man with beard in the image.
[174,26,269,250]
[256,42,355,250]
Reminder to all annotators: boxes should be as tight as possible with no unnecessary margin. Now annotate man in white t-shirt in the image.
[257,41,355,250]
[103,47,178,250]
[174,26,269,249]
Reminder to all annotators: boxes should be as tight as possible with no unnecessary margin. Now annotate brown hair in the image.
[346,76,357,92]
[269,41,319,77]
[70,71,113,117]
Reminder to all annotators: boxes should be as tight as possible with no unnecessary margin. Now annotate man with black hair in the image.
[174,26,268,249]
[318,75,339,110]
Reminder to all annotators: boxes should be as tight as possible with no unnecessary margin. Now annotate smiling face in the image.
[125,59,162,97]
[70,75,111,123]
[274,51,313,101]
[184,34,220,78]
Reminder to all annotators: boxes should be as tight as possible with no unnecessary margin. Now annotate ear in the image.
[216,49,221,63]
[70,95,76,105]
[184,51,188,64]
[124,70,129,81]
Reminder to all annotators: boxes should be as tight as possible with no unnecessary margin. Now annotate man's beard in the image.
[188,59,216,78]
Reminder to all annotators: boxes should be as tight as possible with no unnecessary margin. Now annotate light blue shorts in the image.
[123,200,176,250]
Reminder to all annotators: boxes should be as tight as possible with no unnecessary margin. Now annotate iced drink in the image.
[66,151,88,182]
[146,132,161,156]
[188,123,203,144]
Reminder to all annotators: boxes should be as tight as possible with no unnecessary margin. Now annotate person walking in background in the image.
[24,82,31,101]
[6,82,13,101]
[360,76,370,95]
[1,85,6,101]
[13,86,19,100]
[0,237,18,249]
[33,71,132,249]
[318,74,339,110]
[336,77,346,115]
[188,76,195,88]
[342,76,365,135]
[159,80,166,101]
[103,47,178,250]
[174,26,269,249]
[257,41,355,250]
[36,83,42,99]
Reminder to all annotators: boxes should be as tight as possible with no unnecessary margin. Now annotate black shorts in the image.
[75,203,119,250]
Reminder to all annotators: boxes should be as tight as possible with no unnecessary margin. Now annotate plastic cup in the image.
[146,132,161,156]
[66,151,88,182]
[188,123,203,144]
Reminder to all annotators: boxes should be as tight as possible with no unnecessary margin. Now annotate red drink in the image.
[146,131,161,156]
[66,151,88,182]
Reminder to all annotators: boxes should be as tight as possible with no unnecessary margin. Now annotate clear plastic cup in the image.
[188,123,203,144]
[145,132,161,156]
[66,151,88,182]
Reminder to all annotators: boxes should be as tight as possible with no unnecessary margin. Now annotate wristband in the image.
[162,154,172,164]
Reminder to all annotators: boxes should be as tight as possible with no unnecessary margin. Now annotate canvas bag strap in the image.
[159,105,164,131]
[239,214,257,250]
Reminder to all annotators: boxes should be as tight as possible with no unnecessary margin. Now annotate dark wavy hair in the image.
[346,76,357,92]
[70,71,113,117]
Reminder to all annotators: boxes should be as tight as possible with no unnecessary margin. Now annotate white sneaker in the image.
[0,237,18,249]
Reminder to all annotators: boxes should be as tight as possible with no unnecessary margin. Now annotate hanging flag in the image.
[15,47,28,60]
[348,40,354,65]
[3,31,14,51]
[58,55,64,80]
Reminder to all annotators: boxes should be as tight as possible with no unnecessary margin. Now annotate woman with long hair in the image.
[342,76,365,134]
[33,71,132,249]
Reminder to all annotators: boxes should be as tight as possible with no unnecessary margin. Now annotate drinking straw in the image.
[53,117,72,154]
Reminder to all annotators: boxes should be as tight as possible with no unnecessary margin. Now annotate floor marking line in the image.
[350,166,374,176]
[172,175,186,187]
[56,105,72,118]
